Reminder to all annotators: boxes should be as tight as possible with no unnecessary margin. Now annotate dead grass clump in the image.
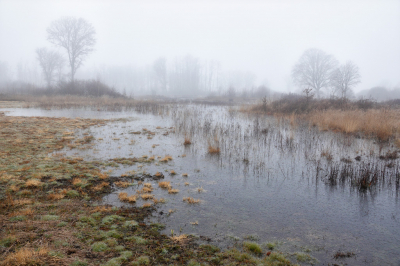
[97,173,109,180]
[142,187,153,193]
[184,136,192,145]
[142,203,152,208]
[48,193,65,201]
[158,181,171,189]
[154,172,163,177]
[114,181,131,188]
[170,170,176,175]
[160,155,173,162]
[183,197,200,204]
[118,192,137,203]
[153,198,165,204]
[143,183,152,188]
[182,173,188,177]
[92,182,109,192]
[208,145,220,154]
[171,234,188,243]
[168,188,179,194]
[25,179,43,188]
[141,194,154,200]
[2,247,48,266]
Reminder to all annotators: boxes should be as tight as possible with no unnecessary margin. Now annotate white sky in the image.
[0,0,399,92]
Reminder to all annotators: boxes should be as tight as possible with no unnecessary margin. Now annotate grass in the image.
[184,136,192,145]
[118,192,137,203]
[158,181,171,189]
[208,145,220,154]
[183,197,200,204]
[243,241,262,254]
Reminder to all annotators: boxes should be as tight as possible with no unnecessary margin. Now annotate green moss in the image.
[49,250,64,258]
[101,215,124,225]
[42,215,60,221]
[106,229,123,239]
[91,241,108,252]
[105,238,118,247]
[0,236,16,247]
[263,252,292,265]
[200,244,220,253]
[266,242,276,250]
[10,215,27,221]
[243,241,262,254]
[114,245,125,252]
[132,255,150,265]
[120,250,133,259]
[70,260,88,266]
[295,252,318,264]
[123,220,138,228]
[79,216,97,226]
[66,190,79,198]
[187,259,201,266]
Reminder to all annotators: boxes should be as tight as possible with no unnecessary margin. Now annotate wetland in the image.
[1,100,400,266]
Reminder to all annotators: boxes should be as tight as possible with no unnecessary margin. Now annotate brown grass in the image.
[208,145,220,154]
[25,179,43,188]
[141,194,154,200]
[92,182,109,192]
[1,247,48,266]
[182,173,188,177]
[118,192,137,203]
[160,155,173,162]
[168,188,179,194]
[170,170,176,175]
[309,109,400,142]
[142,203,152,208]
[158,181,172,189]
[184,136,192,145]
[114,181,131,188]
[183,197,200,204]
[48,193,65,200]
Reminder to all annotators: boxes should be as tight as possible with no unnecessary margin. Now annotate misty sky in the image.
[0,0,399,92]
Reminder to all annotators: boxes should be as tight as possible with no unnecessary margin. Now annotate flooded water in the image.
[2,105,400,266]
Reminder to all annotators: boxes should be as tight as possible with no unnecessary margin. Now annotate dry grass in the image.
[142,187,153,193]
[114,181,131,188]
[48,193,65,201]
[184,136,192,145]
[141,194,154,200]
[182,173,188,177]
[170,170,176,175]
[171,234,188,243]
[208,145,220,154]
[159,155,173,162]
[118,192,137,203]
[309,109,400,142]
[158,181,172,189]
[142,203,152,208]
[25,179,43,188]
[168,188,180,194]
[154,172,163,177]
[183,197,200,204]
[143,183,152,188]
[1,247,48,266]
[92,182,109,192]
[152,198,166,204]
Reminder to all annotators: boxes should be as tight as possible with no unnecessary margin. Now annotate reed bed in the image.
[309,109,400,142]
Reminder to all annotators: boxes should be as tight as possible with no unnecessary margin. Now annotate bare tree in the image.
[47,17,96,83]
[36,47,65,88]
[330,61,361,100]
[153,57,167,92]
[292,48,338,98]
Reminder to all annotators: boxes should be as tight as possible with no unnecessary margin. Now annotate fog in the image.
[0,0,399,97]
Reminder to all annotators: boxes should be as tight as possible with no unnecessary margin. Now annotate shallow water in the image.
[2,105,400,265]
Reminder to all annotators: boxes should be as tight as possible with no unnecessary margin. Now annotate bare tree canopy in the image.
[153,57,167,92]
[36,47,64,88]
[292,48,338,97]
[47,17,96,82]
[330,61,361,99]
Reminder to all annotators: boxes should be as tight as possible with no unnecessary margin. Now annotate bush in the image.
[57,80,122,97]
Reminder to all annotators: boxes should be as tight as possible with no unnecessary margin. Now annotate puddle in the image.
[2,105,400,265]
